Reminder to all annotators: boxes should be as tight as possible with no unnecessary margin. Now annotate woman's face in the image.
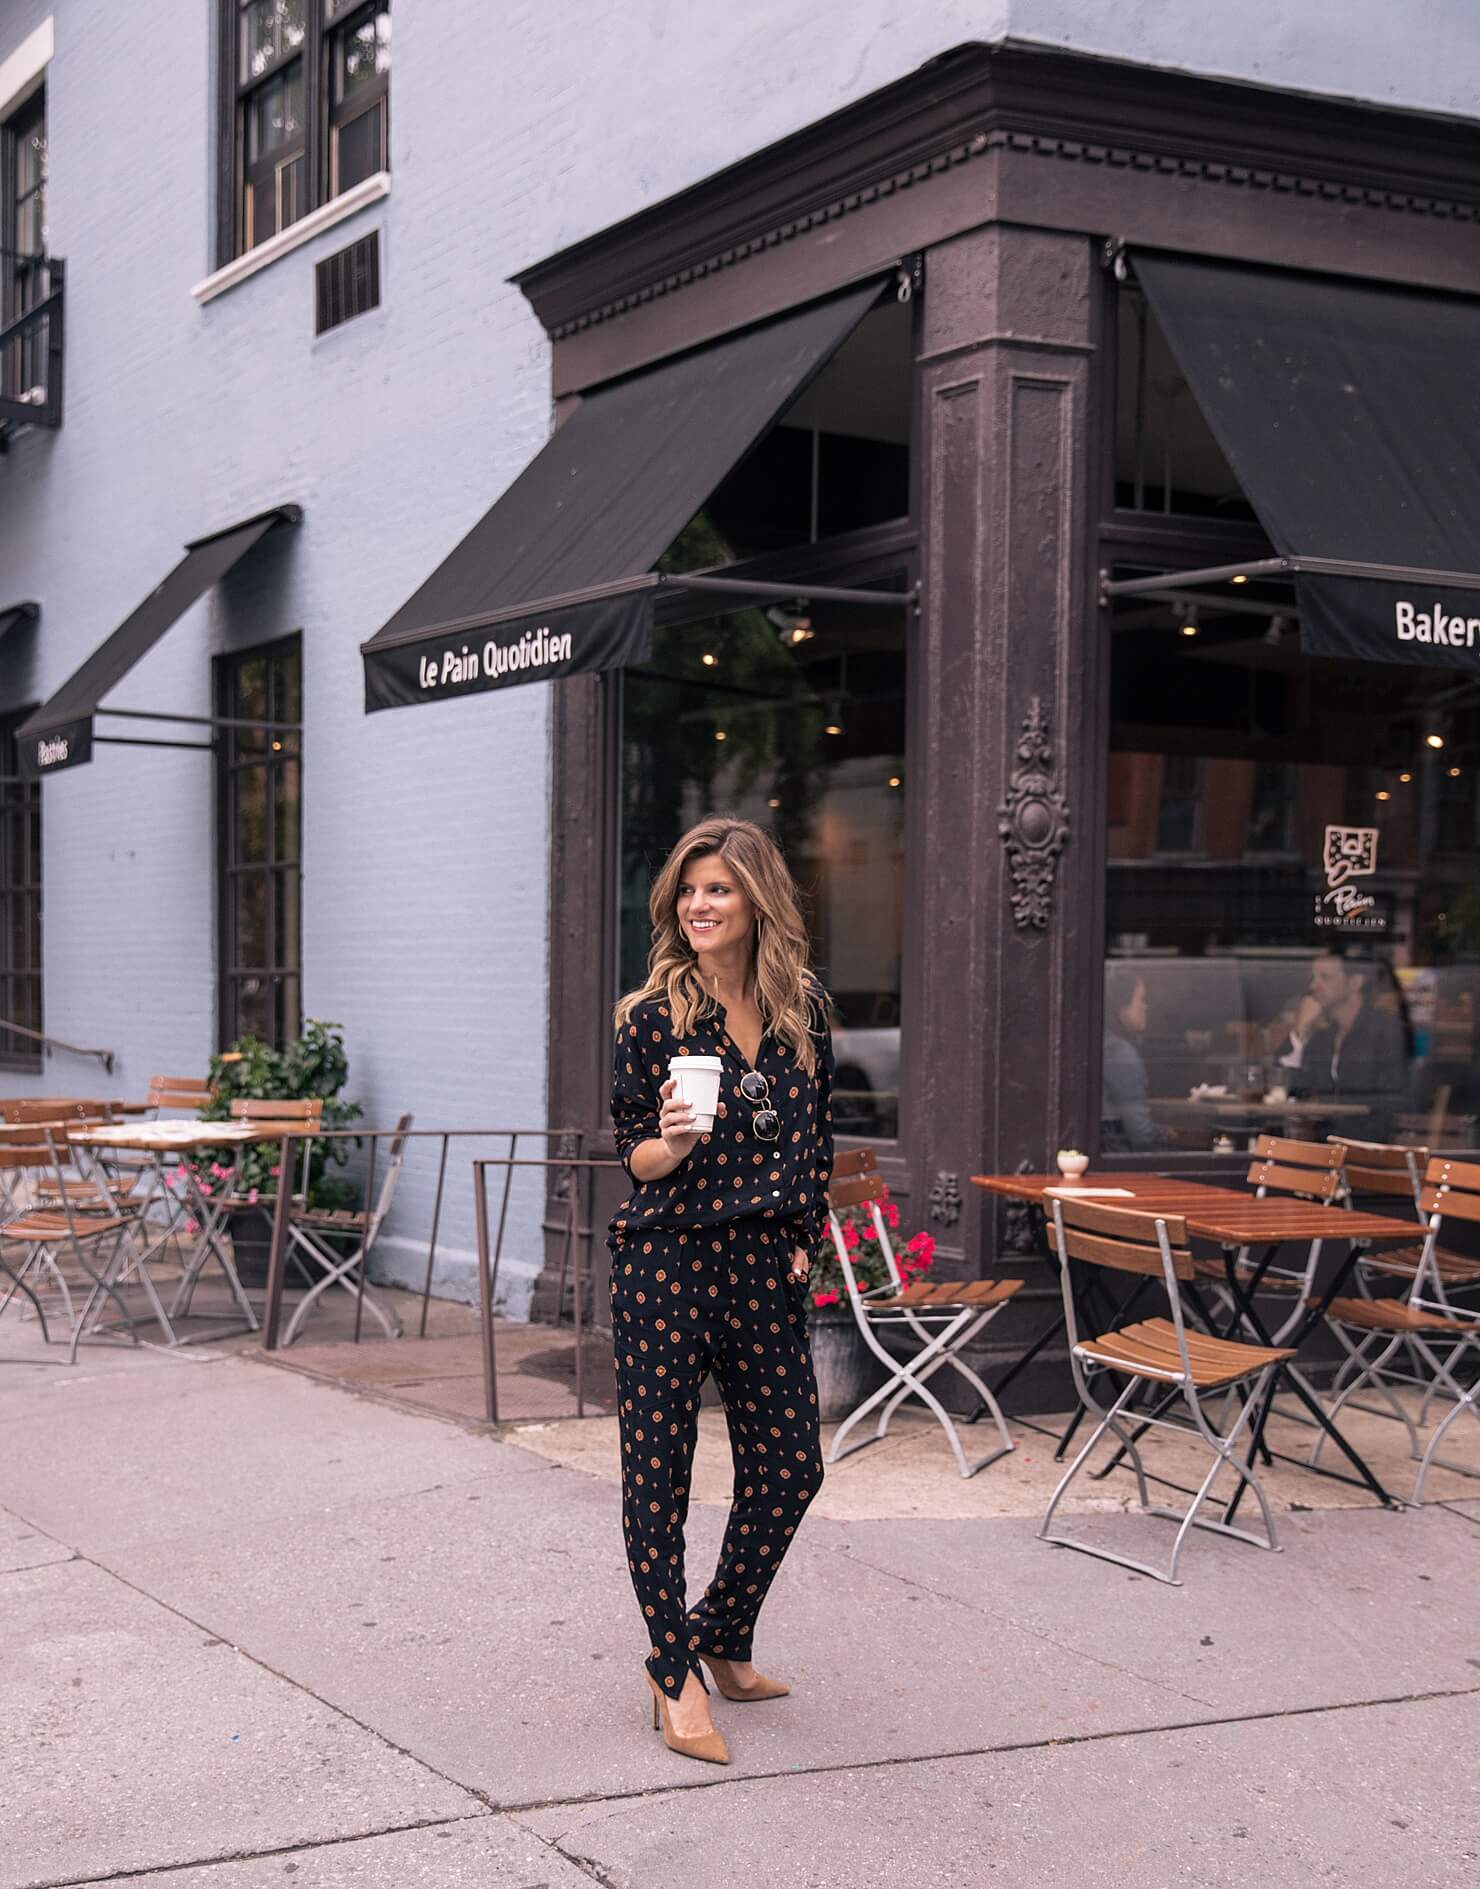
[676,851,756,964]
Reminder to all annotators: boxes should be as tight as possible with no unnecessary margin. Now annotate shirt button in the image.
[772,1190,781,1198]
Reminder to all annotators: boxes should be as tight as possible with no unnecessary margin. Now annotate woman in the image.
[609,815,833,1766]
[1101,964,1174,1153]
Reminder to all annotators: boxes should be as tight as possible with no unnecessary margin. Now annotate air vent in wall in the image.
[315,232,380,335]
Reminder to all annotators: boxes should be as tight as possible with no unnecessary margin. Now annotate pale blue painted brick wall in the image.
[0,1,1474,1310]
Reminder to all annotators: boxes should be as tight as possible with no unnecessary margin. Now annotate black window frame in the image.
[216,634,303,1050]
[217,0,390,265]
[0,706,43,1074]
[2,83,46,406]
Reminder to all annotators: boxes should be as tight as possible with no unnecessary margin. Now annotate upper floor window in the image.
[2,85,46,400]
[222,0,390,259]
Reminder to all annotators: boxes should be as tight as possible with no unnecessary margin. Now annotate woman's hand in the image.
[787,1245,810,1286]
[657,1077,703,1163]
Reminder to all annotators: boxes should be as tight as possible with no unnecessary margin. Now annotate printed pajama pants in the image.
[609,1217,823,1701]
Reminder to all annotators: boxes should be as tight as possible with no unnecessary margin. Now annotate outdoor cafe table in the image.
[65,1121,284,1346]
[1178,1196,1421,1514]
[966,1174,1252,1418]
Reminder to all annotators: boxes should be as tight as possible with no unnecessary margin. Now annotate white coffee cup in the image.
[669,1055,723,1133]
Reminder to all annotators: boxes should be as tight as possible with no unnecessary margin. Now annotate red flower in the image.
[812,1289,840,1308]
[842,1220,860,1251]
[883,1201,901,1230]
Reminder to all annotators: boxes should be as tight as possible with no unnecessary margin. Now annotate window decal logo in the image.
[1316,824,1386,931]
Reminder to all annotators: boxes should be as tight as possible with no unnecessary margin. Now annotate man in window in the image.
[1277,952,1411,1140]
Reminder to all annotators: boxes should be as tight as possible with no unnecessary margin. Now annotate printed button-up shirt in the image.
[609,994,834,1253]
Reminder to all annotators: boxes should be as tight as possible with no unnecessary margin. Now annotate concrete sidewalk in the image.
[2,1328,1477,1889]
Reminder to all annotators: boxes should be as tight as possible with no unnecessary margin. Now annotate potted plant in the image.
[807,1186,938,1422]
[185,1019,363,1285]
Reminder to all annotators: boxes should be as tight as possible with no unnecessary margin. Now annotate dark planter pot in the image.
[809,1307,886,1423]
[225,1208,273,1289]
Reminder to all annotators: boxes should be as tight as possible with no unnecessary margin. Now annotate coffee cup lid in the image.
[670,1054,723,1071]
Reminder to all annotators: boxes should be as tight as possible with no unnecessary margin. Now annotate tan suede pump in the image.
[698,1653,791,1702]
[647,1675,731,1764]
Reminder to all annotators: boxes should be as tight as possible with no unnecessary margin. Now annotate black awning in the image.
[1135,254,1480,666]
[362,279,885,711]
[0,600,38,643]
[18,506,300,776]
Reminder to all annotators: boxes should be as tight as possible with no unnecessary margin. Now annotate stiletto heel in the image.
[698,1652,790,1702]
[645,1674,730,1764]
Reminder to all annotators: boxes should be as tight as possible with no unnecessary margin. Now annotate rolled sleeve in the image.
[611,1017,662,1180]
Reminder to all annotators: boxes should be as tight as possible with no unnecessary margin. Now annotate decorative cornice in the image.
[515,42,1480,344]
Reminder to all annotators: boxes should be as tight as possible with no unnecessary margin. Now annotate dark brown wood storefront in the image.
[518,42,1480,1356]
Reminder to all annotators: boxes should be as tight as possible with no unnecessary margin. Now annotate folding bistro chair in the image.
[0,1126,150,1360]
[166,1097,325,1328]
[1316,1155,1480,1500]
[280,1114,413,1345]
[1332,1137,1480,1302]
[1192,1136,1347,1349]
[1041,1196,1295,1584]
[826,1149,1023,1478]
[145,1074,213,1117]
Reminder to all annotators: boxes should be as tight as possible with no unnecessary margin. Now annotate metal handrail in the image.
[0,1017,113,1071]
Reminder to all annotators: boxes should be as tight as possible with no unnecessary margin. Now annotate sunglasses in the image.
[738,1069,780,1141]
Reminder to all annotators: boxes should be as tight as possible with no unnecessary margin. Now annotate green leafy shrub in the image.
[199,1018,363,1207]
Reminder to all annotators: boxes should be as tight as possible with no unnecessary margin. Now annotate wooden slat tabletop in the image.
[1183,1202,1419,1245]
[971,1173,1248,1206]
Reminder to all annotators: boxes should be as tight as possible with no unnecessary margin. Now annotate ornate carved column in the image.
[913,224,1101,1285]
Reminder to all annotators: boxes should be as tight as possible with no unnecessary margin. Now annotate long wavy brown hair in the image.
[614,817,825,1075]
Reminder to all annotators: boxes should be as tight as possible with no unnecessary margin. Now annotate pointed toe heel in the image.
[646,1674,730,1764]
[698,1653,790,1702]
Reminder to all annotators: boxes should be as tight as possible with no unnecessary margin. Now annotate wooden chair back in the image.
[827,1145,887,1211]
[1,1098,116,1124]
[1051,1196,1194,1282]
[1420,1155,1480,1226]
[1247,1135,1345,1204]
[1328,1137,1425,1210]
[229,1098,325,1128]
[148,1074,211,1114]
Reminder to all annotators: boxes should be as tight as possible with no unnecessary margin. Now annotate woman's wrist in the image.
[630,1136,685,1182]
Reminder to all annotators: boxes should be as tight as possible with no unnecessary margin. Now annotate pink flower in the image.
[210,1163,229,1179]
[812,1289,840,1308]
[268,1165,282,1178]
[198,1183,212,1197]
[247,1188,259,1206]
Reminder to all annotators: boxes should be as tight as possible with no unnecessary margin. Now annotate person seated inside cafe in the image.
[1276,951,1411,1140]
[1102,965,1176,1153]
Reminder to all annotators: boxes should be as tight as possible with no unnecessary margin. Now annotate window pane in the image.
[1114,286,1256,521]
[621,594,908,1138]
[247,64,304,159]
[232,974,273,1044]
[662,302,913,571]
[233,870,271,969]
[1104,584,1480,1153]
[334,6,391,97]
[334,100,384,193]
[241,0,306,81]
[274,759,300,863]
[233,765,270,864]
[276,869,301,970]
[0,714,41,1068]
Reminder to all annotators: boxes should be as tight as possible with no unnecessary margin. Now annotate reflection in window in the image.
[662,301,912,571]
[1104,588,1480,1153]
[218,637,302,1047]
[1115,287,1256,521]
[621,596,907,1138]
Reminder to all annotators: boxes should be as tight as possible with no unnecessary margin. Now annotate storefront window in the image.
[620,594,907,1138]
[1104,586,1480,1154]
[662,300,912,570]
[1114,286,1257,522]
